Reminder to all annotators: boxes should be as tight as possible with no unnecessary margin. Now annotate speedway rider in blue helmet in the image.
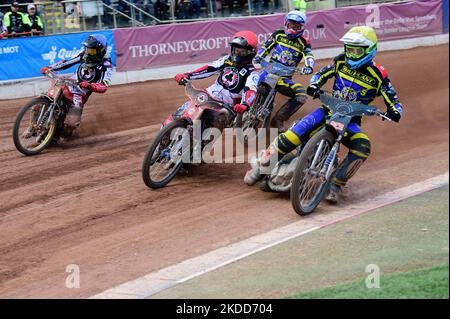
[32,34,113,140]
[253,10,315,131]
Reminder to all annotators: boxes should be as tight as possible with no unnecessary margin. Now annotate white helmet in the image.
[340,26,378,70]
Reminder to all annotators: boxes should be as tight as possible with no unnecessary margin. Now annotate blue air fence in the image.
[0,30,116,82]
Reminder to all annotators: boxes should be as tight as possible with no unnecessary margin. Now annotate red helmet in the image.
[229,31,258,67]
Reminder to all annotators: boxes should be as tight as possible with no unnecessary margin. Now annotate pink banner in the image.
[114,0,443,72]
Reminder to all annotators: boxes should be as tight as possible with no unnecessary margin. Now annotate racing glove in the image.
[174,73,189,85]
[301,66,314,75]
[79,81,92,90]
[306,85,321,99]
[385,108,401,122]
[233,104,248,114]
[90,83,108,93]
[40,66,50,74]
[80,82,107,93]
[253,56,263,65]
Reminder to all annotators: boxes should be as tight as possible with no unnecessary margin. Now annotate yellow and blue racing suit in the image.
[256,29,315,127]
[274,53,403,188]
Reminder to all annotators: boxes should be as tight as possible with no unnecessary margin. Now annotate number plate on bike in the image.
[330,121,345,131]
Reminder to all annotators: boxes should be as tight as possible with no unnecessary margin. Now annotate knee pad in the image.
[349,138,371,158]
[275,130,300,155]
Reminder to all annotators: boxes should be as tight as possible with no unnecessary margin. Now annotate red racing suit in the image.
[48,53,113,127]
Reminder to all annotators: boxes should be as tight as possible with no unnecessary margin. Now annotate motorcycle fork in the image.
[258,89,275,119]
[321,141,340,182]
[309,136,340,182]
[36,103,55,128]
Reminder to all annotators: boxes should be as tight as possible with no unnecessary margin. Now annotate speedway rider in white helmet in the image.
[244,26,404,203]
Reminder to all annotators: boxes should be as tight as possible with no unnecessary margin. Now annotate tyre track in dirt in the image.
[0,45,448,298]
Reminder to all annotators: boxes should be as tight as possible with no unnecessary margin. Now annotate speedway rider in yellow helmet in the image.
[244,26,404,203]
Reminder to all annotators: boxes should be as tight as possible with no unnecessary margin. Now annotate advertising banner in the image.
[114,0,443,72]
[0,30,116,81]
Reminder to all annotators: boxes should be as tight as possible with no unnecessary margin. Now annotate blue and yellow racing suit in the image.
[256,29,315,126]
[274,53,403,188]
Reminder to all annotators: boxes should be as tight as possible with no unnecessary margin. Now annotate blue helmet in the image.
[284,10,307,39]
[81,34,107,67]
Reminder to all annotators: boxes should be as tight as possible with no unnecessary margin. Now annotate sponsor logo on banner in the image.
[42,46,83,64]
[0,46,19,54]
[41,46,113,64]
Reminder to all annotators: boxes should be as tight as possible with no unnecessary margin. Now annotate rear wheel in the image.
[13,97,57,156]
[142,120,191,189]
[290,129,336,216]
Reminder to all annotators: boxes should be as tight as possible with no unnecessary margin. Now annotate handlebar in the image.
[44,69,78,86]
[180,78,190,86]
[253,59,311,77]
[317,90,391,121]
[370,109,392,121]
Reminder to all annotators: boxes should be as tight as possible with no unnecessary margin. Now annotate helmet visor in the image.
[232,46,253,57]
[345,45,366,60]
[285,21,305,34]
[86,47,98,56]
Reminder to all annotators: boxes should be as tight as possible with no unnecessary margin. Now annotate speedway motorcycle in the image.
[290,91,391,216]
[12,69,78,156]
[235,59,307,144]
[142,79,237,189]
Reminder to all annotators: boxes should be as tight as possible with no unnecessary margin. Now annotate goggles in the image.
[345,45,367,60]
[232,46,252,57]
[85,48,98,56]
[285,21,305,33]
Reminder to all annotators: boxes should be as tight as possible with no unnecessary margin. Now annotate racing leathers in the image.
[167,55,259,131]
[259,53,403,193]
[255,29,315,130]
[47,53,113,134]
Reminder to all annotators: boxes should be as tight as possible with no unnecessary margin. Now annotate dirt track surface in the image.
[0,45,448,298]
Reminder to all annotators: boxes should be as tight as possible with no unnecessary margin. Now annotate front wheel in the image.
[235,92,271,145]
[13,97,58,156]
[290,129,336,216]
[142,120,191,189]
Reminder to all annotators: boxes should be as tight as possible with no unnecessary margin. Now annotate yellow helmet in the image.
[340,26,378,69]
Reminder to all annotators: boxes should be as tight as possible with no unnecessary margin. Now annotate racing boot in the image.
[22,106,40,138]
[65,106,83,128]
[23,126,36,139]
[325,183,341,204]
[244,144,279,186]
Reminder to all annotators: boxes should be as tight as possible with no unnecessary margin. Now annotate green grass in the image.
[288,264,449,299]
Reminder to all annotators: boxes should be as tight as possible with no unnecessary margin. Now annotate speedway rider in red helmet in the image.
[171,31,260,131]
